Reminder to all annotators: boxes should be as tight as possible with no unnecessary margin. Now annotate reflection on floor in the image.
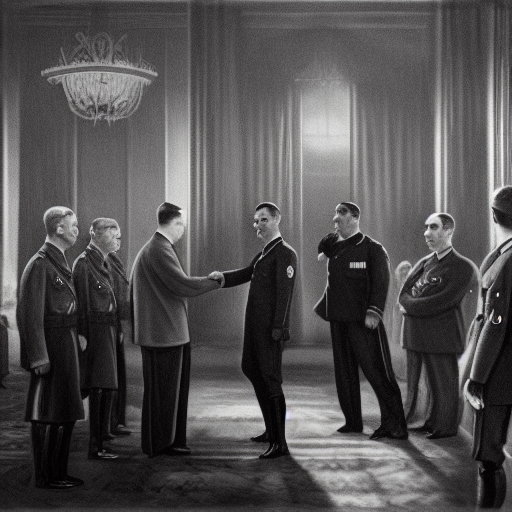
[0,344,502,511]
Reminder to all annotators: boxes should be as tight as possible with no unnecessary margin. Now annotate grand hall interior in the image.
[1,0,512,510]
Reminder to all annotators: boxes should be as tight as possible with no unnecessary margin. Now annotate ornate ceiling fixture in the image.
[41,32,157,124]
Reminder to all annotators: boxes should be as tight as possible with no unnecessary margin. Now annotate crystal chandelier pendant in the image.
[41,32,157,125]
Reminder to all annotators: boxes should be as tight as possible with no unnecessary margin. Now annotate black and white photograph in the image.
[1,0,512,510]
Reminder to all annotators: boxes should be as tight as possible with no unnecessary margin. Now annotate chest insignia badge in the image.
[349,262,366,269]
[287,266,294,278]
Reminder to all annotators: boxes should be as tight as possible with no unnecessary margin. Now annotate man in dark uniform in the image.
[107,248,132,437]
[209,202,297,459]
[399,213,477,439]
[73,218,121,460]
[17,206,85,488]
[314,202,407,440]
[464,186,512,508]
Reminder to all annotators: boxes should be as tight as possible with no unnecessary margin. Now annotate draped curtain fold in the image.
[434,1,512,263]
[188,3,305,344]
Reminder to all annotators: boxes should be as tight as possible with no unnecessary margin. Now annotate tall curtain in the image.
[188,2,305,345]
[188,1,250,345]
[353,77,435,271]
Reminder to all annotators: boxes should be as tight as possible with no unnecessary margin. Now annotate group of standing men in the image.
[16,187,512,508]
[17,209,131,488]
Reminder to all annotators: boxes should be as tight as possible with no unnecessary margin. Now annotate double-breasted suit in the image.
[314,232,406,434]
[399,248,477,436]
[130,232,219,457]
[469,238,512,467]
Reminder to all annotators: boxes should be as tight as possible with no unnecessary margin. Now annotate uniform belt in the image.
[44,314,78,329]
[88,311,117,325]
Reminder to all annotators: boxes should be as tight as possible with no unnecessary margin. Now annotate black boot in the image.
[250,385,271,443]
[31,422,73,489]
[31,422,50,488]
[56,423,84,486]
[259,395,289,459]
[88,389,118,460]
[102,390,117,441]
[477,465,507,508]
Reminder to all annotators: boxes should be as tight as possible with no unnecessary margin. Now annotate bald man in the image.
[315,202,407,441]
[399,213,477,439]
[73,218,122,460]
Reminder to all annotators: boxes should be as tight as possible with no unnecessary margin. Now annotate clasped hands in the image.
[208,271,225,288]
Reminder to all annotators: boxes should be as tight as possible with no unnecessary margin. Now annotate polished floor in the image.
[0,344,505,512]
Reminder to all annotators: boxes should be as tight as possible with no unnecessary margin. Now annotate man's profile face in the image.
[253,208,279,243]
[424,214,451,253]
[333,204,357,239]
[168,215,186,244]
[58,214,79,248]
[96,224,121,254]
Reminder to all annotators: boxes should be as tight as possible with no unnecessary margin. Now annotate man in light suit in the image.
[399,213,477,439]
[130,202,220,458]
[465,186,512,508]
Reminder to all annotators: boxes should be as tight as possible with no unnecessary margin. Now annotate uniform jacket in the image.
[108,252,130,322]
[399,249,476,354]
[314,232,390,323]
[73,244,118,389]
[17,242,84,422]
[130,232,219,348]
[223,237,298,341]
[469,240,512,404]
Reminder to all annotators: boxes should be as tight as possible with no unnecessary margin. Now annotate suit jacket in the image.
[399,249,476,354]
[130,232,219,348]
[223,237,297,341]
[469,240,512,404]
[314,232,390,323]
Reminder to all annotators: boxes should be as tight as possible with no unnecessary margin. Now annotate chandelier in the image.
[41,32,157,124]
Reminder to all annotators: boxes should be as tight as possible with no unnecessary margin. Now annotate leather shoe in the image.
[164,445,191,456]
[370,426,408,440]
[426,431,457,440]
[88,449,119,460]
[259,443,290,459]
[37,480,76,489]
[112,425,132,436]
[63,475,85,486]
[337,424,363,433]
[250,431,269,443]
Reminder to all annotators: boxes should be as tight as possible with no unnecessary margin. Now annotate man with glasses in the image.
[315,202,407,441]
